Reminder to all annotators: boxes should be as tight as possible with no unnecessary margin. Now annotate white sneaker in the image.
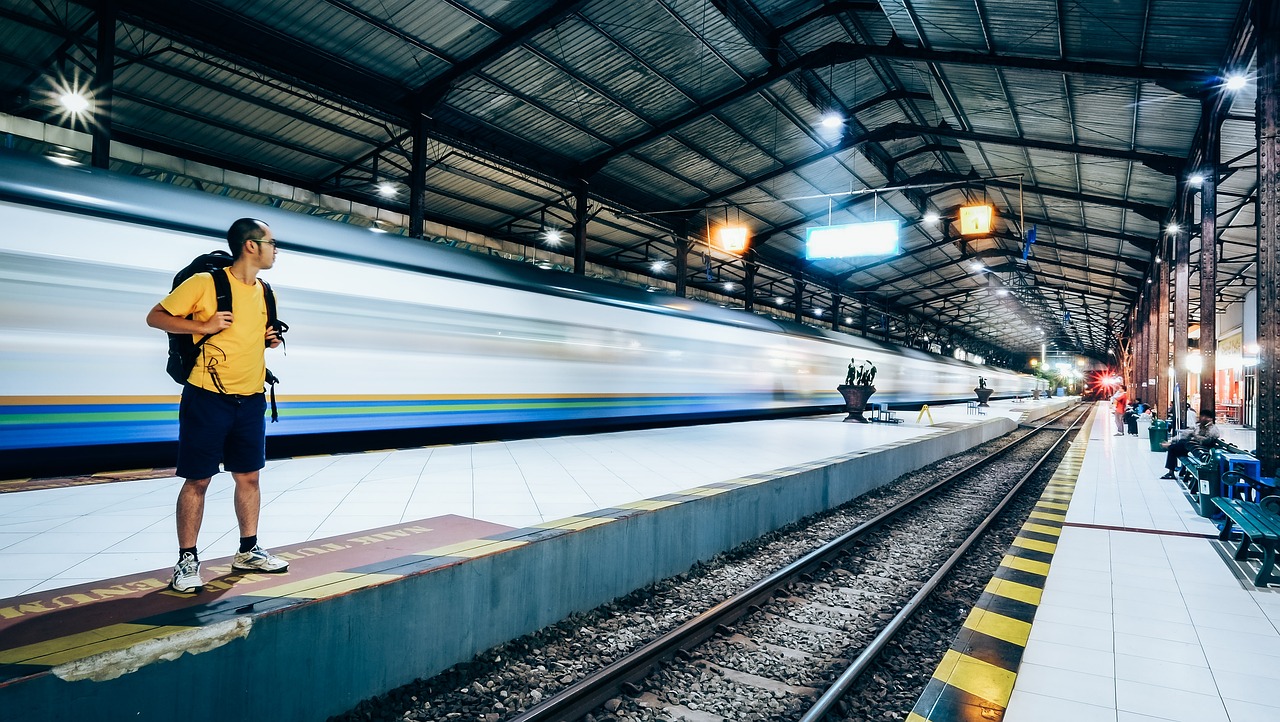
[232,545,289,573]
[171,552,205,593]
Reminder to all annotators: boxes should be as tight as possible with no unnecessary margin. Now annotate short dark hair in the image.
[227,218,268,259]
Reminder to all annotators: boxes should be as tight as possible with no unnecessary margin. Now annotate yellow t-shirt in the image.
[161,268,270,395]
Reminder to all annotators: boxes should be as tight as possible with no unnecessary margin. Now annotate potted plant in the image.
[974,376,994,407]
[838,358,876,422]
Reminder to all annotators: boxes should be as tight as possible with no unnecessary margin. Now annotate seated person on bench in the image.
[1159,409,1221,480]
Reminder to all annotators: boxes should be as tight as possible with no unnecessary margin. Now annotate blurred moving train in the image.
[0,148,1040,477]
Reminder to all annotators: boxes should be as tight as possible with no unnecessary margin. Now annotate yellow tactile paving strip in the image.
[907,406,1092,722]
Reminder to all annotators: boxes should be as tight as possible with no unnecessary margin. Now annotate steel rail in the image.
[507,403,1086,722]
[798,404,1091,721]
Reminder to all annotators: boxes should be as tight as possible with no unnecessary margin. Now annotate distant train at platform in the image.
[0,149,1040,471]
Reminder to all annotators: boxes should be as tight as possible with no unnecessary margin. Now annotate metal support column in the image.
[1174,196,1191,430]
[1148,280,1159,414]
[674,221,689,298]
[1156,236,1171,421]
[831,293,842,333]
[1201,96,1220,423]
[572,181,588,275]
[743,256,757,312]
[792,276,805,323]
[1258,0,1280,477]
[91,0,115,169]
[408,113,427,239]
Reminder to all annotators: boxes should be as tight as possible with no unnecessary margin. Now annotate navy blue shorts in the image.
[176,384,267,480]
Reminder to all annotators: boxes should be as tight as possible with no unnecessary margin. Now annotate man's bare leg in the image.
[176,477,212,549]
[232,470,261,539]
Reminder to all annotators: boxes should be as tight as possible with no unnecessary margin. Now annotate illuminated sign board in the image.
[959,205,994,235]
[716,225,749,253]
[804,220,900,259]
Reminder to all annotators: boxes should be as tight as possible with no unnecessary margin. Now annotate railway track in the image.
[506,404,1089,722]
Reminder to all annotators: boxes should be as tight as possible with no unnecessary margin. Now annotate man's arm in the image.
[146,304,232,335]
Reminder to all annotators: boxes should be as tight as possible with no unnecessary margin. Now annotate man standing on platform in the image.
[1159,410,1222,479]
[145,218,289,593]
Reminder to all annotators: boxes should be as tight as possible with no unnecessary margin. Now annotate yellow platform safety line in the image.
[916,405,935,424]
[531,516,615,531]
[1000,554,1051,577]
[1022,522,1062,537]
[0,623,192,666]
[931,648,1018,707]
[243,572,401,600]
[616,499,681,511]
[907,404,1095,722]
[1010,536,1057,554]
[962,608,1033,647]
[416,538,528,559]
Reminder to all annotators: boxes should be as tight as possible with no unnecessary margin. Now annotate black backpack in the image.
[165,250,286,421]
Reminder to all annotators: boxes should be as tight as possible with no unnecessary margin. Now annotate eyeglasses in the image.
[253,239,278,247]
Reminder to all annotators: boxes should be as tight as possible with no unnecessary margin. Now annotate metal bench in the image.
[1212,497,1280,587]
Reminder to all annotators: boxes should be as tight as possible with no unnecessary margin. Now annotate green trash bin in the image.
[1149,419,1169,452]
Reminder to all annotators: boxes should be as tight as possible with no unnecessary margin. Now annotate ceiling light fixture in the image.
[923,211,940,224]
[1225,73,1247,91]
[821,113,844,129]
[376,182,397,197]
[58,92,90,114]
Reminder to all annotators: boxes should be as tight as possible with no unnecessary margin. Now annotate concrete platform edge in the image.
[3,416,1026,722]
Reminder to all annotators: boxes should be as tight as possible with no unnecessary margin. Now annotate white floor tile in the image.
[1005,690,1116,722]
[1115,680,1229,722]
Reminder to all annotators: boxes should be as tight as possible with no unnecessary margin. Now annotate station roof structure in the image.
[0,0,1262,362]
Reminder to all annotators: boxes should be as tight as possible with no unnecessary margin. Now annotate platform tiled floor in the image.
[0,399,1057,599]
[1004,404,1280,722]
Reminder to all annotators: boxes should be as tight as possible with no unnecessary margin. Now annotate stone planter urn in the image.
[974,387,994,407]
[837,384,876,423]
[1032,388,1041,400]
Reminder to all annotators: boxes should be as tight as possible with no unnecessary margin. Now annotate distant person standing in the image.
[146,218,289,593]
[1112,387,1127,436]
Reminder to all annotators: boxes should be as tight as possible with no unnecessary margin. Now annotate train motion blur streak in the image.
[0,149,1037,472]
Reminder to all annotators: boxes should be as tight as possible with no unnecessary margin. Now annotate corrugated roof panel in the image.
[715,92,825,161]
[999,71,1074,141]
[781,15,848,55]
[938,66,1018,135]
[662,0,771,77]
[1060,1,1146,63]
[981,0,1060,57]
[382,0,502,61]
[633,136,741,193]
[443,78,610,157]
[482,46,649,143]
[581,1,757,104]
[1133,89,1201,155]
[905,0,988,52]
[1143,0,1238,68]
[531,17,696,124]
[676,116,779,179]
[1123,164,1176,206]
[212,0,442,86]
[600,155,704,204]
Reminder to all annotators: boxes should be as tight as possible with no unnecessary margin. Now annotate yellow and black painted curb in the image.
[907,405,1093,722]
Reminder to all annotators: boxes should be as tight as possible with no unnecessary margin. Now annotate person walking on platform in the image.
[1159,410,1222,479]
[146,218,289,593]
[1111,387,1127,436]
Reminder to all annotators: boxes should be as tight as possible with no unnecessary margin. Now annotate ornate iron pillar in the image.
[572,181,588,275]
[408,112,427,239]
[673,220,689,298]
[91,0,115,169]
[1257,0,1280,476]
[1201,95,1220,423]
[743,255,757,312]
[1174,193,1191,430]
[1133,305,1144,397]
[1156,233,1172,421]
[1148,275,1159,414]
[831,293,842,332]
[792,275,805,323]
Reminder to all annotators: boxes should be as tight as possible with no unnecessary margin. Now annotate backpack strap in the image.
[260,279,285,423]
[193,270,234,394]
